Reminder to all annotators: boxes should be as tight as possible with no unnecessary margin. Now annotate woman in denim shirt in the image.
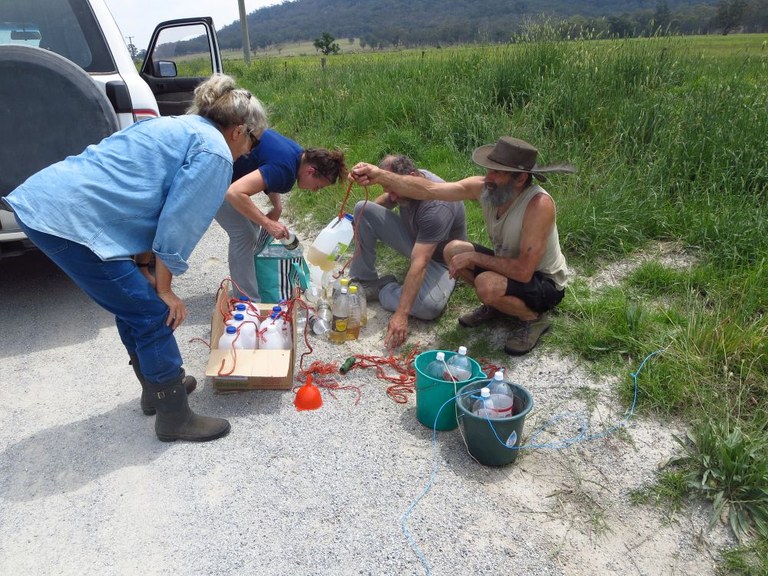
[4,74,267,443]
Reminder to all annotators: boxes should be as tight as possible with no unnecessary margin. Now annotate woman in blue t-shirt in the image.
[215,129,346,300]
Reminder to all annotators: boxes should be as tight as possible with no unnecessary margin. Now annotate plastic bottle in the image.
[309,299,332,336]
[267,307,292,349]
[308,313,330,336]
[443,345,472,381]
[218,325,245,350]
[329,276,350,302]
[346,285,361,340]
[425,351,448,379]
[306,213,354,272]
[329,286,349,344]
[234,302,260,328]
[349,279,368,326]
[280,231,299,250]
[471,387,496,418]
[259,323,285,350]
[488,371,515,418]
[228,313,258,349]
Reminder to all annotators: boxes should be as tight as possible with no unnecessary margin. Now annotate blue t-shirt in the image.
[232,129,303,193]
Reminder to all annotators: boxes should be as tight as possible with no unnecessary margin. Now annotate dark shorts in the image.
[471,243,565,313]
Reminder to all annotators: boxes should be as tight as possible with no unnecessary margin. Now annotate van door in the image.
[140,17,223,117]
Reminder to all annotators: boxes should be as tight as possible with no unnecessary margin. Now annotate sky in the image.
[104,0,280,49]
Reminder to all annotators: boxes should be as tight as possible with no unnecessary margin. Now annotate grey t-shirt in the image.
[398,169,467,265]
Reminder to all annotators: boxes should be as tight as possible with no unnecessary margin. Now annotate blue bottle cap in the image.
[226,325,237,334]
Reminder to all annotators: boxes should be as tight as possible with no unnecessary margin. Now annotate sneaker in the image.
[350,274,397,302]
[458,304,502,328]
[503,312,550,356]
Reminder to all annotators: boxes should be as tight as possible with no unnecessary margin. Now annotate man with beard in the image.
[349,154,466,349]
[349,137,574,355]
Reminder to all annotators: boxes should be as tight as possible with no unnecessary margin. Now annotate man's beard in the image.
[481,180,518,207]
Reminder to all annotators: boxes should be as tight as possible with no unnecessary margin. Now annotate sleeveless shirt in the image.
[481,184,568,290]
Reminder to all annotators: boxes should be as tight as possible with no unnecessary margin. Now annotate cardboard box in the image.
[205,288,296,391]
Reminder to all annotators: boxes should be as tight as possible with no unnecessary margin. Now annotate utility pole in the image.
[238,0,251,65]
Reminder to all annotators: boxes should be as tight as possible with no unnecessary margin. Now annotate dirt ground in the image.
[0,201,734,575]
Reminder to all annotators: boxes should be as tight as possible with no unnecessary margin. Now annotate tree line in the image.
[172,0,767,56]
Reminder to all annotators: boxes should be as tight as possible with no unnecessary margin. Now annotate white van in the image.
[0,0,224,258]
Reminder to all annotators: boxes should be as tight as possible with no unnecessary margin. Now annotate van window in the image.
[0,0,115,73]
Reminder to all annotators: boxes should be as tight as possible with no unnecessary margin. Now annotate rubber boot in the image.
[129,354,197,416]
[153,380,231,442]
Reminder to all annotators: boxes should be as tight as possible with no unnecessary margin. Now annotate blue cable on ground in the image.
[399,348,664,575]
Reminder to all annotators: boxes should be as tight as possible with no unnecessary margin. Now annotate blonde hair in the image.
[187,74,268,137]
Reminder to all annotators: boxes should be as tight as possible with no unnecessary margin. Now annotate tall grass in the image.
[224,35,768,554]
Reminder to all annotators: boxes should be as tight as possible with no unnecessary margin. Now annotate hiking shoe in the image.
[350,274,397,302]
[503,312,550,356]
[458,304,503,328]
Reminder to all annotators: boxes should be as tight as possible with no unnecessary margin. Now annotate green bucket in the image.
[456,379,534,466]
[414,350,486,431]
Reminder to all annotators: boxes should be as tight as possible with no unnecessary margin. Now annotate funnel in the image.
[294,374,323,411]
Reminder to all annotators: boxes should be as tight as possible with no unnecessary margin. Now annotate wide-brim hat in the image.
[472,137,576,182]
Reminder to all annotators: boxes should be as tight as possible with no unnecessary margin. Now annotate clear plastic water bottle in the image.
[471,387,495,418]
[218,325,245,350]
[309,299,332,336]
[444,345,472,381]
[346,285,361,340]
[348,279,367,326]
[425,351,447,379]
[488,371,515,418]
[329,286,349,344]
[228,312,258,349]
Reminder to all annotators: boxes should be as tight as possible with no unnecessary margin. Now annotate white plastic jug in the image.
[306,213,354,272]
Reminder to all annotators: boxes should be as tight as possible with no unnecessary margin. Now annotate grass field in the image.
[216,34,768,572]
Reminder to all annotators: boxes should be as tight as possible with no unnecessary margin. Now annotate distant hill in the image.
[175,0,767,55]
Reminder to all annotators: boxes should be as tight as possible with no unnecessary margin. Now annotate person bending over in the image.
[215,128,346,301]
[4,74,268,442]
[349,154,466,349]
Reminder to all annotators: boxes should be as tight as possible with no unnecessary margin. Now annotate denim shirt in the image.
[5,115,232,276]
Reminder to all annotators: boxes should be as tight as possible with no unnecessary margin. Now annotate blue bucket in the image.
[414,350,486,431]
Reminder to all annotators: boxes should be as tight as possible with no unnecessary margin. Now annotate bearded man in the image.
[349,137,574,355]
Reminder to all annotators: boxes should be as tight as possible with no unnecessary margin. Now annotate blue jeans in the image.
[16,218,183,388]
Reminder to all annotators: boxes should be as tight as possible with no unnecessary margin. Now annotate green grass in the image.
[223,34,768,569]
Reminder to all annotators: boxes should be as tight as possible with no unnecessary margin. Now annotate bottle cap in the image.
[344,213,353,222]
[235,304,246,311]
[341,287,348,294]
[340,278,350,286]
[480,387,490,398]
[272,305,282,312]
[226,325,237,334]
[458,345,468,355]
[349,285,358,294]
[234,313,244,321]
[494,371,504,380]
[239,296,250,302]
[435,351,445,361]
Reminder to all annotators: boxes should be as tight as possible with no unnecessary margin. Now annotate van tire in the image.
[0,45,119,198]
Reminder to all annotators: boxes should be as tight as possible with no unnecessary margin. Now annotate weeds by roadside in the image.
[226,34,768,570]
